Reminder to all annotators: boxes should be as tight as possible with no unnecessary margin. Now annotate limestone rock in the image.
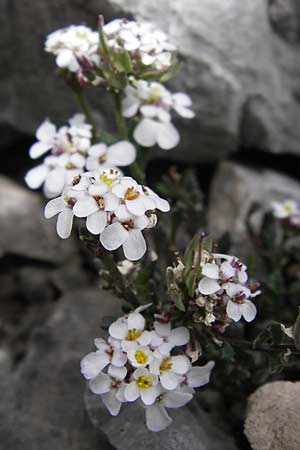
[2,0,300,160]
[85,389,239,450]
[244,381,300,450]
[208,161,300,256]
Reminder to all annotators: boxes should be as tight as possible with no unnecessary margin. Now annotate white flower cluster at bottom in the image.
[81,306,215,432]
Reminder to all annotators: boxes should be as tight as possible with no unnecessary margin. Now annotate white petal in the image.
[141,53,156,65]
[140,105,158,118]
[80,351,110,380]
[133,118,157,147]
[122,96,140,118]
[94,338,109,351]
[160,371,181,391]
[101,390,122,416]
[187,361,215,388]
[202,263,219,280]
[167,327,190,347]
[123,229,146,261]
[127,312,145,331]
[145,403,172,432]
[104,192,119,211]
[44,167,66,196]
[44,197,66,218]
[73,197,98,218]
[86,210,107,235]
[88,143,107,158]
[29,141,53,159]
[198,277,221,295]
[125,197,146,216]
[108,364,127,381]
[156,122,180,150]
[241,300,257,322]
[140,385,161,405]
[163,390,193,408]
[124,382,140,402]
[137,330,152,346]
[56,49,75,68]
[108,319,128,340]
[172,93,192,107]
[25,164,49,189]
[100,222,128,251]
[114,205,132,221]
[134,215,149,230]
[107,141,136,166]
[154,321,171,338]
[170,355,191,375]
[56,209,74,239]
[111,349,127,367]
[226,300,242,322]
[36,120,56,142]
[89,372,111,394]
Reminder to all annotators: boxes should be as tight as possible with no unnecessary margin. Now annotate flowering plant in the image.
[25,14,300,436]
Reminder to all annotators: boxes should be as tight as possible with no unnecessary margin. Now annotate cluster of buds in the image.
[81,305,214,432]
[167,236,260,327]
[271,199,300,228]
[25,114,136,198]
[122,79,194,150]
[44,169,170,260]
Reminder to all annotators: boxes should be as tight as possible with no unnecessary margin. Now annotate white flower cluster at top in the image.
[25,114,136,199]
[81,306,214,432]
[45,25,100,74]
[103,19,176,70]
[271,199,300,228]
[122,79,195,150]
[44,169,170,261]
[197,253,261,325]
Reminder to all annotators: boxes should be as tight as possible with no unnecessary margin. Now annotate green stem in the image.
[74,88,96,133]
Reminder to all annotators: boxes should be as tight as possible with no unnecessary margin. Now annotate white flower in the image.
[29,120,57,159]
[124,367,160,406]
[150,355,191,390]
[108,310,152,352]
[271,199,299,219]
[152,321,190,356]
[127,345,154,368]
[44,189,83,239]
[122,80,194,150]
[104,19,176,71]
[45,25,100,73]
[225,284,257,323]
[86,141,136,171]
[80,337,127,380]
[25,152,86,198]
[145,387,193,432]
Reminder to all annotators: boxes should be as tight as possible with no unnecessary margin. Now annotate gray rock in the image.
[207,161,300,257]
[85,390,239,450]
[2,0,300,161]
[0,287,123,450]
[244,381,300,450]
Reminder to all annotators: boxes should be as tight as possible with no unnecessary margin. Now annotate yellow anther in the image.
[66,162,75,169]
[160,356,172,373]
[136,375,152,389]
[135,350,148,365]
[94,195,105,209]
[99,154,107,163]
[124,187,140,201]
[125,329,143,341]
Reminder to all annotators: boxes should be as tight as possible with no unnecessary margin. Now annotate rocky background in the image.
[1,1,300,449]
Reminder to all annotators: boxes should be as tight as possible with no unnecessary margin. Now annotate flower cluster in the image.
[103,19,176,71]
[44,169,170,260]
[271,199,300,228]
[197,253,260,325]
[122,79,194,150]
[25,114,136,198]
[81,306,215,432]
[45,25,100,76]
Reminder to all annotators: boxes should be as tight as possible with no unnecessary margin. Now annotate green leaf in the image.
[201,236,214,254]
[168,285,186,312]
[112,51,133,73]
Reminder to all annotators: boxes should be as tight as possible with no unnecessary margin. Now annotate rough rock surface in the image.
[85,390,239,450]
[208,161,300,257]
[244,381,300,450]
[2,0,300,161]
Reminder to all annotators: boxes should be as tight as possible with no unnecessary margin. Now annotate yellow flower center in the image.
[147,86,163,103]
[76,31,87,39]
[125,329,143,341]
[284,204,293,213]
[160,356,172,373]
[136,375,152,389]
[124,187,140,201]
[135,350,148,365]
[66,162,75,169]
[99,154,107,163]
